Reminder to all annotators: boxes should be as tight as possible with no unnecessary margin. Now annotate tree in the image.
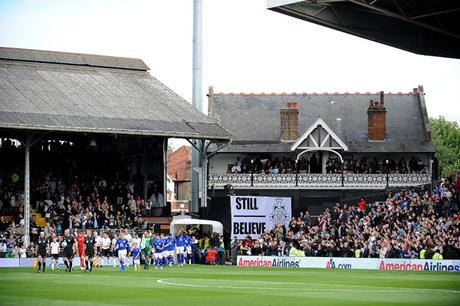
[430,117,460,177]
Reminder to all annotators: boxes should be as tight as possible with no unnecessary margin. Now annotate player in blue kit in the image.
[175,232,186,266]
[183,233,193,264]
[165,233,176,266]
[114,232,130,272]
[152,234,164,270]
[130,242,141,272]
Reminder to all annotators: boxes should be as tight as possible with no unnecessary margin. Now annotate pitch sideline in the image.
[156,278,460,294]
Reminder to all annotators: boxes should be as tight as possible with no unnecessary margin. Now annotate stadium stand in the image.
[1,169,458,260]
[234,172,460,260]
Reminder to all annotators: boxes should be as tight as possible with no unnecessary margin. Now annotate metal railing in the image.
[208,173,431,189]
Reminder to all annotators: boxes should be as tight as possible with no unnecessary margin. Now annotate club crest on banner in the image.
[270,198,289,225]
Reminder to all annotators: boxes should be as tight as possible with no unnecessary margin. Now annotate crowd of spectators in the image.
[1,172,164,228]
[0,169,167,258]
[229,155,427,175]
[233,172,460,260]
[0,136,166,228]
[33,175,165,231]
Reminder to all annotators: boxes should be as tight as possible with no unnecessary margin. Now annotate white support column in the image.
[24,136,31,247]
[201,141,208,208]
[321,151,328,174]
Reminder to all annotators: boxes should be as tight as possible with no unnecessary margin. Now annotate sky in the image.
[1,0,459,130]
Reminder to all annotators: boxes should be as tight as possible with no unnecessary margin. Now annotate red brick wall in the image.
[167,146,191,182]
[280,102,299,140]
[368,102,386,141]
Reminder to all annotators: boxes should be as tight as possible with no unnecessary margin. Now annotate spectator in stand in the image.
[303,210,311,229]
[243,235,253,249]
[231,162,241,174]
[149,187,164,216]
[127,193,137,214]
[144,200,152,217]
[0,216,8,232]
[358,198,366,212]
[252,241,263,256]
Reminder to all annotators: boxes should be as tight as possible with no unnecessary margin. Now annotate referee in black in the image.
[62,229,76,272]
[84,230,96,272]
[36,231,49,273]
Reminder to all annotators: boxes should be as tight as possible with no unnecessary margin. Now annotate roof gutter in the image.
[0,123,231,141]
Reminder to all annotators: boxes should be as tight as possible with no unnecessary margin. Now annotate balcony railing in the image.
[208,173,431,189]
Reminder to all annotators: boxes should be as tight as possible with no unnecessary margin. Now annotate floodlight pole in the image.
[191,0,203,215]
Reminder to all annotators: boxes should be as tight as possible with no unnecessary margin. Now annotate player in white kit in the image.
[50,236,60,271]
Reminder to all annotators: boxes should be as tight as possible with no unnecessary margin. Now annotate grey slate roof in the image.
[0,47,149,71]
[212,91,435,153]
[0,47,231,140]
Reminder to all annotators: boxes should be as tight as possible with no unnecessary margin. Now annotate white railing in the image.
[389,173,431,187]
[298,173,342,188]
[343,173,387,189]
[208,173,431,189]
[208,173,252,188]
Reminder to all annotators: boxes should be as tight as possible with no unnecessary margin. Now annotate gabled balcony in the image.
[208,173,431,189]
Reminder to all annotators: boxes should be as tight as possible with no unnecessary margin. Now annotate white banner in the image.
[236,256,460,272]
[231,196,291,239]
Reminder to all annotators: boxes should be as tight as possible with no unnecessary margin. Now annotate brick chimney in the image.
[367,91,387,141]
[280,102,299,141]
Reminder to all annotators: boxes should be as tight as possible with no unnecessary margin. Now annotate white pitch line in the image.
[156,279,460,294]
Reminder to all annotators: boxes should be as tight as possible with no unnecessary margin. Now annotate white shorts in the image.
[134,259,140,265]
[176,246,185,254]
[154,252,163,259]
[118,249,127,260]
[186,246,192,254]
[164,250,174,257]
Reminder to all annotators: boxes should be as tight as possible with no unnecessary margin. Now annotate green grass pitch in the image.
[0,265,459,306]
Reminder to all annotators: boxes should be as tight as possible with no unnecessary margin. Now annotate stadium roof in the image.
[210,88,435,153]
[268,0,460,59]
[0,47,232,140]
